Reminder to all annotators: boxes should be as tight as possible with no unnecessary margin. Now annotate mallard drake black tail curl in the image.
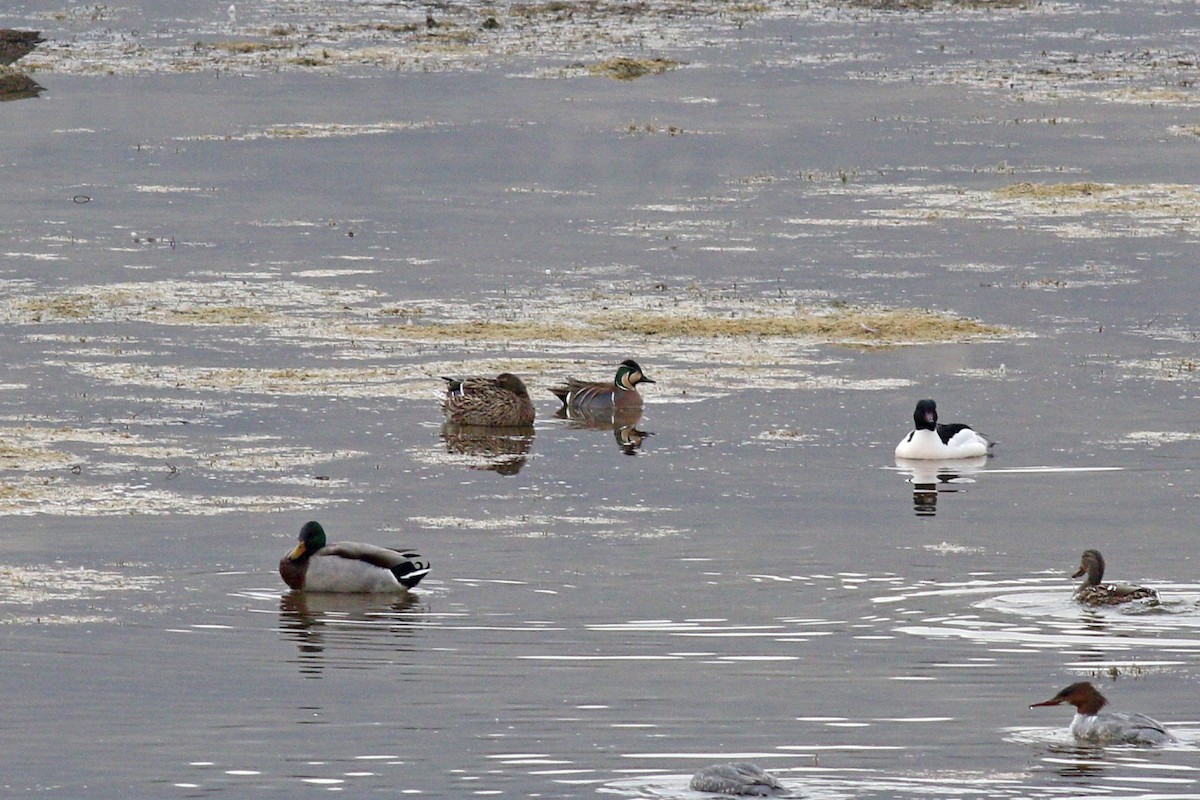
[442,373,535,427]
[279,521,430,593]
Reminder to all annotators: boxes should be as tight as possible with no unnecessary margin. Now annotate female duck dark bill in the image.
[1072,548,1158,606]
[279,521,430,593]
[442,372,535,427]
[550,358,655,411]
[895,398,990,459]
[690,763,786,796]
[1031,681,1174,745]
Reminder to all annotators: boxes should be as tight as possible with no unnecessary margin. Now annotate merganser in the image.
[549,359,655,411]
[895,398,991,459]
[689,762,786,796]
[280,521,430,593]
[1030,681,1175,745]
[1071,549,1158,606]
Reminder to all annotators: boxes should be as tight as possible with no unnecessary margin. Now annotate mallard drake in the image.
[690,763,785,796]
[1031,681,1174,745]
[441,373,535,427]
[895,398,991,459]
[1071,548,1158,605]
[279,521,430,593]
[549,359,655,410]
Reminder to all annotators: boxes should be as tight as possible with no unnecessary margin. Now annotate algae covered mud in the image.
[4,0,1200,797]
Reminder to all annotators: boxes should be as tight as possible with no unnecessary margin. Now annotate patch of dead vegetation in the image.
[591,308,1001,342]
[352,306,1004,346]
[844,0,1032,9]
[204,40,290,54]
[164,306,275,325]
[589,56,681,80]
[995,182,1114,199]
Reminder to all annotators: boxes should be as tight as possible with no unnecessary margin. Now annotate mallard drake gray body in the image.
[690,762,785,796]
[1031,681,1174,745]
[279,521,430,593]
[549,359,655,411]
[1072,548,1158,606]
[442,373,535,427]
[895,398,990,459]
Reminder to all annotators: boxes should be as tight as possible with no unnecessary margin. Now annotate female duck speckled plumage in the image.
[1031,681,1174,745]
[895,398,991,459]
[1071,548,1158,606]
[549,359,655,411]
[279,521,430,593]
[441,372,535,427]
[0,29,45,66]
[690,762,786,796]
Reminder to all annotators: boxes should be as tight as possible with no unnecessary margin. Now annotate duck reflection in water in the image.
[279,591,423,677]
[556,405,653,456]
[440,422,535,475]
[894,455,989,517]
[0,72,43,101]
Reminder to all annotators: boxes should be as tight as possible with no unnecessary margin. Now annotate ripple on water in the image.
[599,767,1073,800]
[870,577,1200,658]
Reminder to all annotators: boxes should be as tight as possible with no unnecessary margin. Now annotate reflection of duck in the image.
[556,405,652,455]
[550,359,655,410]
[440,421,534,475]
[894,455,988,516]
[441,373,535,426]
[279,521,430,593]
[1031,681,1175,745]
[279,591,422,677]
[690,763,785,796]
[895,399,990,459]
[1072,548,1158,606]
[0,72,43,101]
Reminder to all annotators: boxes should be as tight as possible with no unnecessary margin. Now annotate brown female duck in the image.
[1072,549,1158,606]
[441,372,535,427]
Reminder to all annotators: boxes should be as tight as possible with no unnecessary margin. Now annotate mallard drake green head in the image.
[441,372,535,427]
[1071,548,1158,606]
[550,358,655,410]
[279,521,430,593]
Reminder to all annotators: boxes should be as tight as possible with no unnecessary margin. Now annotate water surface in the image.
[3,1,1200,796]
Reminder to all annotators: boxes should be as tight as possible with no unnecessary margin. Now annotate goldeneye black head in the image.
[913,399,938,431]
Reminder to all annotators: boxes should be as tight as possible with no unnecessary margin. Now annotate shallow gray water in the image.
[3,0,1200,797]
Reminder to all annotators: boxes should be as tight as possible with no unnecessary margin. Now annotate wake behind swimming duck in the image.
[895,398,991,459]
[1071,548,1158,606]
[690,762,786,796]
[279,521,430,593]
[1031,681,1175,745]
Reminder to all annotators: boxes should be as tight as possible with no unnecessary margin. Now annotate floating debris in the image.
[588,56,681,80]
